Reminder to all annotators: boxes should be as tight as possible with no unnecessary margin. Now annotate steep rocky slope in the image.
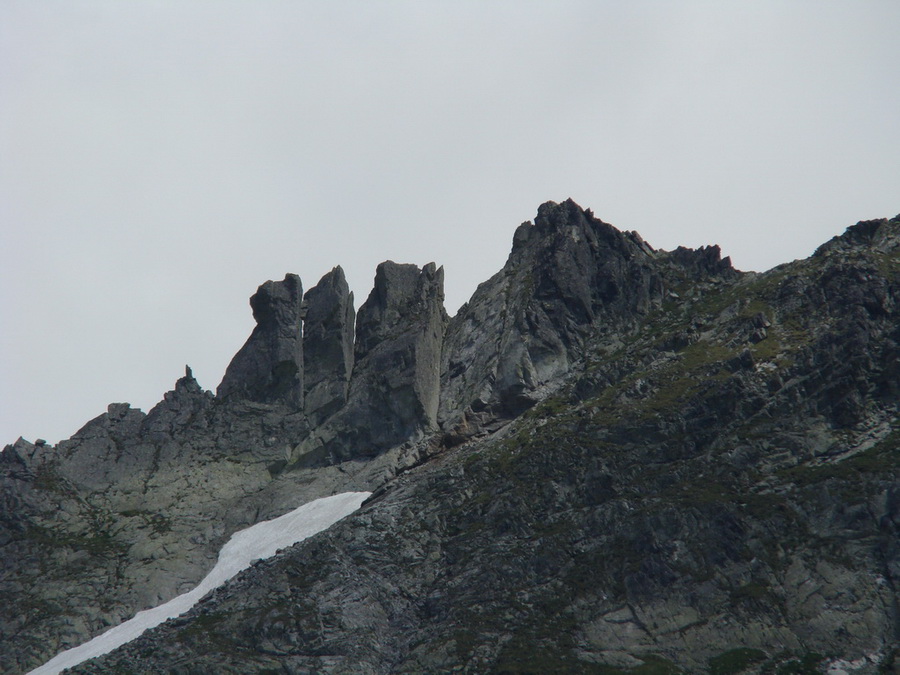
[3,200,899,674]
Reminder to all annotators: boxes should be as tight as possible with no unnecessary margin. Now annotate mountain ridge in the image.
[3,200,899,674]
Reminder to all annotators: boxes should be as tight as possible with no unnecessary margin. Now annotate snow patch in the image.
[28,491,371,675]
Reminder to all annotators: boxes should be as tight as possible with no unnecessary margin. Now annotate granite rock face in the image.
[217,273,305,407]
[3,203,900,675]
[351,261,446,440]
[441,200,652,427]
[294,261,447,466]
[439,199,735,432]
[302,266,355,426]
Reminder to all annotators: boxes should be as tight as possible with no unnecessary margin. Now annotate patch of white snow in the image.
[27,491,371,675]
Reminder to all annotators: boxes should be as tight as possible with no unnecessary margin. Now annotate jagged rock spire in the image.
[303,266,355,425]
[351,260,446,431]
[217,273,305,406]
[293,261,447,465]
[440,199,667,427]
[815,214,900,256]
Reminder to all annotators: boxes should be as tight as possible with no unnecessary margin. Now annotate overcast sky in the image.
[2,2,898,446]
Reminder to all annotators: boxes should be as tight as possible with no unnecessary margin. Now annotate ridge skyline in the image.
[6,200,898,449]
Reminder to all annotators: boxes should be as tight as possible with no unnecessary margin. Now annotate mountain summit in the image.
[3,201,899,674]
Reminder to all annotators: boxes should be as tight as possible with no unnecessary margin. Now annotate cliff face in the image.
[2,201,899,675]
[439,200,734,431]
[302,266,355,426]
[217,273,306,406]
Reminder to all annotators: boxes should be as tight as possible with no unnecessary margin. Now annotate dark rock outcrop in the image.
[217,273,305,407]
[54,402,151,491]
[302,267,355,426]
[143,365,215,439]
[815,214,900,256]
[352,260,446,434]
[667,243,737,279]
[294,261,446,465]
[439,199,729,432]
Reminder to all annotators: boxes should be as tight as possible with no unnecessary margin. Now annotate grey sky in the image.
[2,1,898,445]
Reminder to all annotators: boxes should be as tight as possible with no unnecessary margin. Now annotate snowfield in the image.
[28,491,371,675]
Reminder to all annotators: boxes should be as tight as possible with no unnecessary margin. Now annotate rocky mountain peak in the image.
[293,261,447,466]
[249,273,304,327]
[440,199,671,428]
[144,365,214,439]
[4,202,899,675]
[217,273,305,407]
[513,199,650,260]
[815,214,900,257]
[302,266,355,425]
[355,261,444,358]
[172,364,201,395]
[667,243,736,277]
